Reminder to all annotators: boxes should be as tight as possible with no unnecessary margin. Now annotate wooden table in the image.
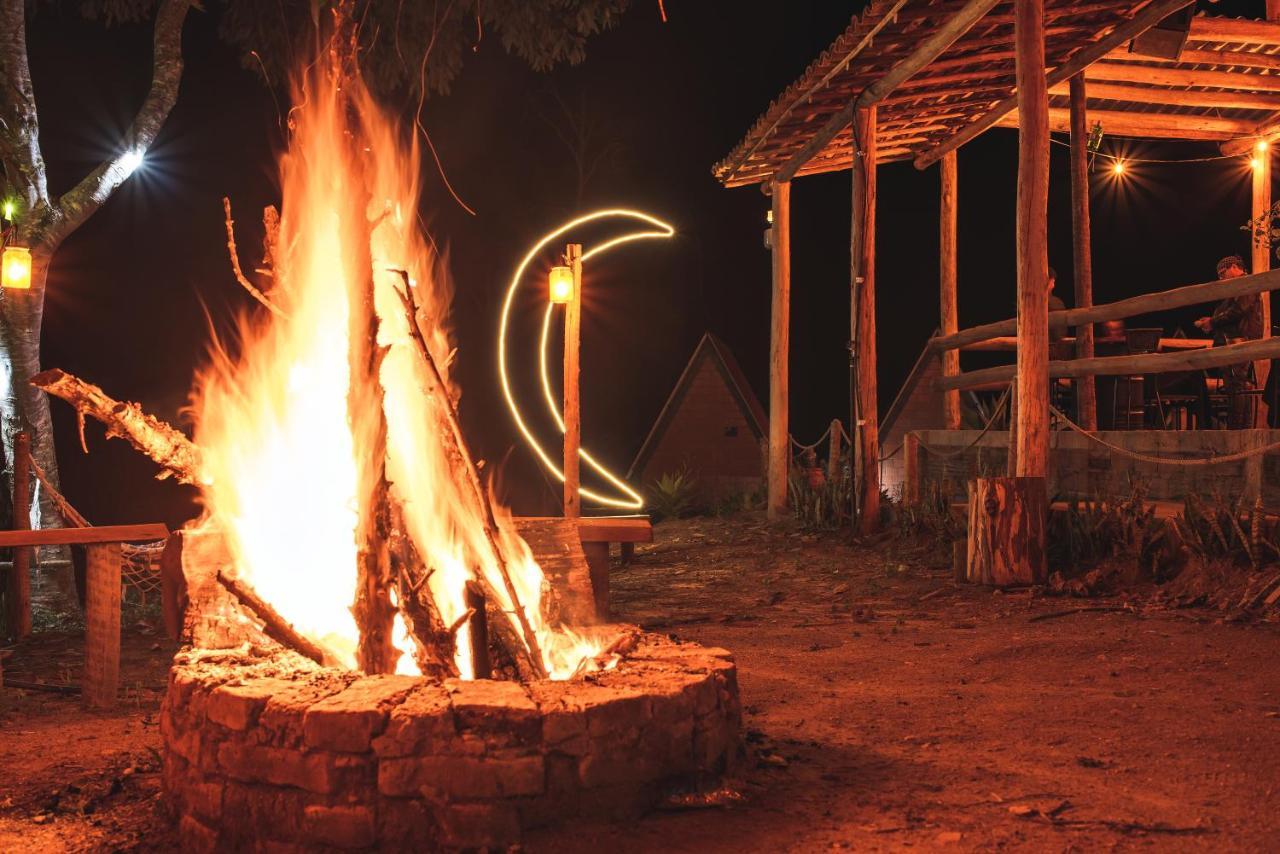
[0,523,168,708]
[517,516,652,621]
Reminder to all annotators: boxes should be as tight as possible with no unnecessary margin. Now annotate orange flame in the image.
[190,64,611,679]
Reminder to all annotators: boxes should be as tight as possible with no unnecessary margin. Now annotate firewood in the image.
[385,504,458,679]
[222,197,285,318]
[465,581,491,679]
[215,570,336,667]
[31,369,202,485]
[391,276,548,679]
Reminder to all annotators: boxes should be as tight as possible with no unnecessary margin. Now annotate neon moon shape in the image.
[499,209,675,510]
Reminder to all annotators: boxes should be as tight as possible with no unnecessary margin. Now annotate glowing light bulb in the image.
[1258,140,1270,153]
[1252,156,1263,171]
[548,266,574,304]
[119,148,145,176]
[2,200,14,222]
[1112,160,1126,176]
[2,246,32,290]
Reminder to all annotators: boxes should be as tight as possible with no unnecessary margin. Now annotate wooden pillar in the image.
[768,181,791,520]
[966,477,1047,585]
[940,151,961,430]
[83,542,122,709]
[1253,148,1272,427]
[1069,74,1098,431]
[1013,0,1050,478]
[853,105,880,534]
[7,431,31,639]
[904,432,921,505]
[564,243,583,518]
[582,541,609,621]
[827,418,842,484]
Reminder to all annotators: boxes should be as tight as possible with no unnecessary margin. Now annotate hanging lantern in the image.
[548,265,574,304]
[2,246,32,290]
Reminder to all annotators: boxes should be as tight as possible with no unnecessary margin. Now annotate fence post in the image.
[904,432,921,505]
[827,419,842,484]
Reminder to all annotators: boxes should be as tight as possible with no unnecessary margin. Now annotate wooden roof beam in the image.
[1085,60,1280,91]
[1047,79,1280,111]
[995,106,1250,140]
[914,0,1197,170]
[1188,16,1280,48]
[773,0,1002,184]
[1102,46,1280,71]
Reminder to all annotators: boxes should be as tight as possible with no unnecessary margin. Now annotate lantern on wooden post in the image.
[548,265,574,304]
[3,245,32,290]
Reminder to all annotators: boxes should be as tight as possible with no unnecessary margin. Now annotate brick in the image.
[221,782,307,845]
[258,676,351,747]
[447,678,541,745]
[586,688,651,739]
[438,802,520,850]
[379,754,544,799]
[302,804,376,849]
[178,814,219,853]
[372,682,455,758]
[217,741,341,794]
[378,797,441,850]
[528,682,590,756]
[207,679,293,731]
[303,675,417,753]
[183,779,225,822]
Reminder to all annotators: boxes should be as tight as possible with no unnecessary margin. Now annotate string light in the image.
[1112,160,1127,176]
[498,209,675,510]
[1258,140,1270,154]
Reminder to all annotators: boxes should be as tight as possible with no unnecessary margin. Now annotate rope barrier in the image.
[917,384,1012,460]
[1049,403,1280,467]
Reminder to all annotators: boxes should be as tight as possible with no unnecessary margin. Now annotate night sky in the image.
[22,0,1270,525]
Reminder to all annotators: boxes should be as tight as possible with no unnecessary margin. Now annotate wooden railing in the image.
[931,268,1280,392]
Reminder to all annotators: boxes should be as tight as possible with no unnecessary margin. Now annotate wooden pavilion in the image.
[715,0,1280,562]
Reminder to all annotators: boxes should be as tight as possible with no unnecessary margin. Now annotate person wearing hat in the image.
[1195,255,1262,428]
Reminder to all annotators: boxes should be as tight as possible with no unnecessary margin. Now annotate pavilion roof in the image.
[713,3,1280,188]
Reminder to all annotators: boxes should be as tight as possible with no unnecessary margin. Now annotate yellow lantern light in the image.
[3,245,32,290]
[548,265,574,304]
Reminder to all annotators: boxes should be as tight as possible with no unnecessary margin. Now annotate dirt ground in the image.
[4,515,1280,852]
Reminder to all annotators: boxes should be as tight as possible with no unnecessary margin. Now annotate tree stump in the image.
[966,477,1047,586]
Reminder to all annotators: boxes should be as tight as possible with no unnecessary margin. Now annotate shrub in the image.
[647,467,699,521]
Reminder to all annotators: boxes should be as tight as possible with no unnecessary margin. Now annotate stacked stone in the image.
[162,633,740,850]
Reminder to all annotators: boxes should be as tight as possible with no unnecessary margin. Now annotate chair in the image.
[1111,329,1162,429]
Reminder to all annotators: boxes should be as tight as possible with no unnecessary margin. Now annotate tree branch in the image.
[0,0,51,216]
[47,0,193,249]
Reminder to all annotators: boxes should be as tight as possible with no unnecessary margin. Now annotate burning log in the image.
[386,506,459,680]
[30,369,202,485]
[465,581,491,679]
[215,570,336,667]
[392,278,548,679]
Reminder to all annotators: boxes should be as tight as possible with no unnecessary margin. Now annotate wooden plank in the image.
[959,335,1210,352]
[774,0,1001,182]
[83,542,121,709]
[1070,74,1098,432]
[853,105,880,534]
[940,150,961,430]
[933,267,1280,352]
[516,516,652,543]
[564,243,582,518]
[1103,46,1280,71]
[937,334,1280,391]
[1048,79,1280,111]
[0,523,169,548]
[768,180,791,520]
[1189,16,1280,47]
[514,518,597,625]
[913,0,1198,170]
[582,541,610,623]
[8,432,31,639]
[1014,0,1050,479]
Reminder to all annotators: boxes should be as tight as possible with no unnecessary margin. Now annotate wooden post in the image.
[464,581,490,679]
[853,105,880,534]
[7,431,31,639]
[1069,74,1098,431]
[768,181,791,520]
[1014,0,1050,479]
[827,418,842,484]
[966,477,1047,585]
[940,151,961,430]
[83,542,122,709]
[582,541,610,621]
[1253,147,1272,428]
[564,243,583,518]
[904,432,921,506]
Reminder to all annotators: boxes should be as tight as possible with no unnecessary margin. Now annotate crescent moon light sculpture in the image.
[498,209,675,510]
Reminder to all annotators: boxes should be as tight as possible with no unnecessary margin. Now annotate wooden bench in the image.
[517,516,652,621]
[0,523,168,709]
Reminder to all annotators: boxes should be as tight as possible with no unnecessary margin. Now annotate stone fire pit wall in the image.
[162,633,740,850]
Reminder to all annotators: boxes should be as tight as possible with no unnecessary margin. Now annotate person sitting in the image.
[1048,266,1068,342]
[1194,255,1261,428]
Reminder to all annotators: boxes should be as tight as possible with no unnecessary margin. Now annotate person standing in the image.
[1195,255,1262,428]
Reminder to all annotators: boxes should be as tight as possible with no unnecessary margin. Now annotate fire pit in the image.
[32,15,742,848]
[162,636,739,850]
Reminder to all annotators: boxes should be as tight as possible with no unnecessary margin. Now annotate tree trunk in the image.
[966,476,1047,586]
[0,254,67,545]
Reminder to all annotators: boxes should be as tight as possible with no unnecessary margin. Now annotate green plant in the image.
[647,467,700,522]
[1047,480,1155,570]
[888,480,965,546]
[1174,491,1280,570]
[788,469,852,531]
